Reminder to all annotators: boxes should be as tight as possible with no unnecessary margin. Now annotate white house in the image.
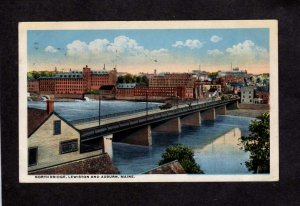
[28,100,102,172]
[241,86,255,104]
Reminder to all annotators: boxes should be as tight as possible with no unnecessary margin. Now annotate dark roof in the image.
[29,153,119,174]
[28,108,52,137]
[228,82,244,87]
[143,160,186,174]
[100,85,115,90]
[256,86,269,92]
[92,70,109,75]
[117,83,136,89]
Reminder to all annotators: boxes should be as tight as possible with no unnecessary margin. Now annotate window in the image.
[54,120,61,135]
[250,99,252,102]
[28,147,38,166]
[249,96,251,98]
[60,139,78,154]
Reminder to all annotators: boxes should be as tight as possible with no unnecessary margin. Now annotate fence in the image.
[70,99,237,125]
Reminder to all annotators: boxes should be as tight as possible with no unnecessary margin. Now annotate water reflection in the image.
[113,116,252,174]
[194,128,249,174]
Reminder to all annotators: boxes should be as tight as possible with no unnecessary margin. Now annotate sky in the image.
[27,28,269,74]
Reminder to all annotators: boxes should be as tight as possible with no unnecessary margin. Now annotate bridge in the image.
[70,99,239,158]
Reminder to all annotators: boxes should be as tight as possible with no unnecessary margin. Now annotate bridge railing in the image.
[71,98,238,125]
[69,105,160,125]
[80,98,239,139]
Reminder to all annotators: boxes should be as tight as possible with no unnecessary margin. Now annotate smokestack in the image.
[46,100,54,114]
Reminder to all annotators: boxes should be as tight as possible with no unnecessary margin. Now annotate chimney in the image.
[46,100,54,114]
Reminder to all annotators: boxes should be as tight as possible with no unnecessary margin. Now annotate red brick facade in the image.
[132,85,193,99]
[255,91,269,104]
[28,80,39,93]
[30,66,117,95]
[116,88,135,97]
[149,73,194,88]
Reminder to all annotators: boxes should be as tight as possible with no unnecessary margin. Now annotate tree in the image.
[239,112,270,173]
[159,144,204,174]
[117,76,125,83]
[141,75,149,85]
[136,76,142,83]
[124,74,133,83]
[208,72,218,80]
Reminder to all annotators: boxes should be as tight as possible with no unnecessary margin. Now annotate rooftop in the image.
[29,153,119,174]
[92,70,109,75]
[28,108,51,137]
[143,160,186,174]
[117,83,137,89]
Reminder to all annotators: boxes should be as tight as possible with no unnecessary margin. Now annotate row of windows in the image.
[55,86,84,88]
[242,99,252,102]
[55,82,85,84]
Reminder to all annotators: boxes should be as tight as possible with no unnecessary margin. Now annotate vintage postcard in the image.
[19,20,278,182]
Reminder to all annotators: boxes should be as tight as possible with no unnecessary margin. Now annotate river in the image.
[28,100,252,174]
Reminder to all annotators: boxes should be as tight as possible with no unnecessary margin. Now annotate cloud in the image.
[207,49,223,56]
[65,36,169,65]
[226,40,269,63]
[45,45,58,53]
[210,35,222,43]
[66,40,89,57]
[88,39,110,55]
[172,39,203,49]
[149,48,168,56]
[107,35,145,54]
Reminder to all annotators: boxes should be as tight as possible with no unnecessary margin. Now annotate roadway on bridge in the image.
[73,100,211,130]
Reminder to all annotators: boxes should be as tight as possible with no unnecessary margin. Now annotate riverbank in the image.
[226,109,268,118]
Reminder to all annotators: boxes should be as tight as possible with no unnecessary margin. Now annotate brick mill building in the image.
[149,73,194,88]
[28,65,117,95]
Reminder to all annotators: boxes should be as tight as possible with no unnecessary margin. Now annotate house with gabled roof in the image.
[28,100,104,173]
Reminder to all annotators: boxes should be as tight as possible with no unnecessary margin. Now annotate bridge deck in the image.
[74,102,194,130]
[73,99,235,131]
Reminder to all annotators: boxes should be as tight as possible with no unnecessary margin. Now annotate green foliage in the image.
[141,75,149,86]
[159,144,204,174]
[86,89,100,94]
[27,71,55,80]
[208,72,218,80]
[239,112,270,173]
[117,74,149,85]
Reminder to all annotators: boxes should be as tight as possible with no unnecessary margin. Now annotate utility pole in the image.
[146,90,148,120]
[99,89,101,126]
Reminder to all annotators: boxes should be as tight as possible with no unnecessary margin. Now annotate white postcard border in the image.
[19,20,278,182]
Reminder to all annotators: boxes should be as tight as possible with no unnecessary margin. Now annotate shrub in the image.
[159,144,204,174]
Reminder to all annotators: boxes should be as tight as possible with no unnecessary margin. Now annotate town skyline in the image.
[28,28,270,74]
